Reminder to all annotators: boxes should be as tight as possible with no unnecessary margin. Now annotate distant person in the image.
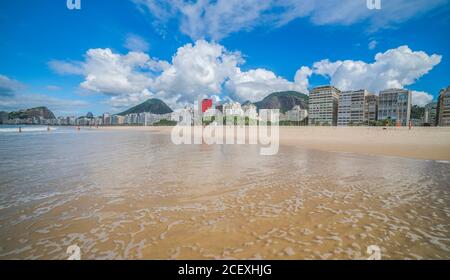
[409,120,413,130]
[47,125,51,132]
[18,126,22,133]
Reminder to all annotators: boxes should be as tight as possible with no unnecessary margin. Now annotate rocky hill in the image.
[8,107,56,120]
[252,91,309,113]
[118,99,173,116]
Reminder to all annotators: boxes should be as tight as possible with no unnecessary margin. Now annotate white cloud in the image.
[226,68,307,102]
[80,48,155,96]
[125,34,150,52]
[312,45,442,93]
[0,75,24,97]
[133,0,449,40]
[151,40,242,104]
[368,39,377,50]
[149,40,310,103]
[0,75,87,115]
[104,91,152,110]
[50,42,441,110]
[48,60,85,75]
[0,92,88,116]
[412,90,434,106]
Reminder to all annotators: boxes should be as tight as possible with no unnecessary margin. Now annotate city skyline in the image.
[0,0,449,117]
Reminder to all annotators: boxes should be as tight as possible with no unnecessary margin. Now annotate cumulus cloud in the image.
[133,0,449,40]
[50,41,441,110]
[0,75,24,97]
[51,40,309,107]
[226,68,307,102]
[151,40,242,104]
[125,34,150,52]
[312,46,442,93]
[80,48,156,96]
[412,91,434,106]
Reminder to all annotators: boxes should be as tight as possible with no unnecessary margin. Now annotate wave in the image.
[0,126,58,133]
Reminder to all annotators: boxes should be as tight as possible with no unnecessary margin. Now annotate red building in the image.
[202,99,213,113]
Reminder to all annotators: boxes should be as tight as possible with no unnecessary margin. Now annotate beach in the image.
[97,126,450,161]
[0,126,449,260]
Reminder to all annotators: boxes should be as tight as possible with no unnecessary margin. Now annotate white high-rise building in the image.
[309,86,340,126]
[378,89,412,126]
[365,94,378,124]
[437,86,450,126]
[338,90,368,126]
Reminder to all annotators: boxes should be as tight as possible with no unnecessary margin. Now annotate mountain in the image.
[242,100,253,107]
[118,99,173,116]
[0,111,8,124]
[8,107,56,120]
[253,91,309,113]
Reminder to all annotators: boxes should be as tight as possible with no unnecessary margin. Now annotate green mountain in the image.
[252,91,309,113]
[118,99,173,116]
[8,107,56,120]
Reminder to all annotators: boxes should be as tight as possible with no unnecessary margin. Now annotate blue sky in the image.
[0,0,449,116]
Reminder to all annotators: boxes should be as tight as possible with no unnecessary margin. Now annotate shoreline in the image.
[91,126,450,161]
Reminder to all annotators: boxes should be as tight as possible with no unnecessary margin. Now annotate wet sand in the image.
[0,127,449,260]
[97,126,450,161]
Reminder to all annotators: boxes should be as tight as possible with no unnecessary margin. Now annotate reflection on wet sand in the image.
[0,128,449,259]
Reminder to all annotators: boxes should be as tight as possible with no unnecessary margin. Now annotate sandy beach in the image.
[1,126,449,260]
[96,126,450,161]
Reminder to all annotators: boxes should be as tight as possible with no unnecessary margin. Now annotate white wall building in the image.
[378,89,412,126]
[338,90,368,126]
[308,86,340,126]
[286,105,308,123]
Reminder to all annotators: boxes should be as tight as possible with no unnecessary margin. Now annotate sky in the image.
[0,0,449,117]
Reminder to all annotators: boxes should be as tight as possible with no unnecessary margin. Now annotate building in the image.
[172,107,194,125]
[103,113,111,126]
[378,89,412,126]
[223,102,244,117]
[437,86,450,126]
[308,86,340,126]
[242,104,258,120]
[365,94,378,124]
[202,99,213,113]
[424,102,438,126]
[286,105,308,124]
[337,90,368,126]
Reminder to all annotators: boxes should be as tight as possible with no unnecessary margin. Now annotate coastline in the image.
[92,126,450,161]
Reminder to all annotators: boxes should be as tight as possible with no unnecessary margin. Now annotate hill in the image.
[8,107,56,120]
[252,91,309,113]
[118,99,173,116]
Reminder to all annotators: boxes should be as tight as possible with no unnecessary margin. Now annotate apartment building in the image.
[365,94,378,123]
[308,86,340,126]
[337,90,367,126]
[437,86,450,126]
[378,89,412,126]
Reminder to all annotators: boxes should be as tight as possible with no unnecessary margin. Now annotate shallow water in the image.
[0,127,449,259]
